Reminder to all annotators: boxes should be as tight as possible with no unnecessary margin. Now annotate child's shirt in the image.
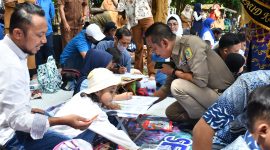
[50,91,139,150]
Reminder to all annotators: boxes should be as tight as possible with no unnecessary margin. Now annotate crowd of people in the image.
[0,0,270,149]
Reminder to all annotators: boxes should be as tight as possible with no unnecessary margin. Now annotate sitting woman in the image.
[73,49,132,102]
[199,18,215,48]
[51,68,139,149]
[166,14,183,36]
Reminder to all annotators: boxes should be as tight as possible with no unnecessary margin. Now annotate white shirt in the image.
[193,11,202,21]
[0,35,49,145]
[202,31,215,48]
[51,91,139,150]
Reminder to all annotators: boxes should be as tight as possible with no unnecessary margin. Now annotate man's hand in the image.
[118,66,127,74]
[64,23,71,32]
[115,92,133,100]
[81,16,86,24]
[63,114,94,130]
[31,108,45,114]
[160,64,174,75]
[153,89,167,100]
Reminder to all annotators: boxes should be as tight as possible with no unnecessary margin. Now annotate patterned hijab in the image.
[181,4,193,19]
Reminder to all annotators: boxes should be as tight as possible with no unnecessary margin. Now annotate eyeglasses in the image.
[167,23,178,27]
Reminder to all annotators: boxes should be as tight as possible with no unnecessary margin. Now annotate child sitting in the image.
[223,85,270,150]
[51,68,139,149]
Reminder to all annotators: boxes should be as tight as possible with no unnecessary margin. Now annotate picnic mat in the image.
[126,118,192,150]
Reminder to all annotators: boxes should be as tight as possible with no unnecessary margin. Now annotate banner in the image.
[241,0,270,30]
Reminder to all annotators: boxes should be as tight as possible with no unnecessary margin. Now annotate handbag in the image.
[37,56,62,93]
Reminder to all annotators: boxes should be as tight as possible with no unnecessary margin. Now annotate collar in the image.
[3,35,28,60]
[243,131,261,150]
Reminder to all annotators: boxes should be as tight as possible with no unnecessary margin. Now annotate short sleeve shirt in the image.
[58,0,87,29]
[60,30,91,65]
[203,70,270,145]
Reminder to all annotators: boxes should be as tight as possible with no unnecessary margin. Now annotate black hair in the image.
[115,27,131,40]
[9,2,45,34]
[145,22,176,44]
[218,33,241,49]
[212,28,222,35]
[104,21,117,33]
[80,92,99,103]
[237,33,246,42]
[106,47,121,64]
[225,53,245,77]
[247,85,270,132]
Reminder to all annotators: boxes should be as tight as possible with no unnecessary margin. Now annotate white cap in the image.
[86,24,105,41]
[85,68,121,94]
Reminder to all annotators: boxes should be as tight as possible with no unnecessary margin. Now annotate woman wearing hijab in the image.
[180,4,193,35]
[166,14,183,36]
[200,18,215,48]
[74,50,115,95]
[192,3,203,35]
[74,49,133,101]
[151,14,183,89]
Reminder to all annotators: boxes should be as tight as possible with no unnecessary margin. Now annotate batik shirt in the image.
[203,70,270,146]
[117,0,152,28]
[222,131,260,150]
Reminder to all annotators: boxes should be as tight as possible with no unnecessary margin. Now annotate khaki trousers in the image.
[131,17,155,76]
[166,79,219,121]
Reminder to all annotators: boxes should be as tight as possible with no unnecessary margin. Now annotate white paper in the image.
[105,96,158,117]
[146,97,176,117]
[115,96,158,106]
[115,73,146,80]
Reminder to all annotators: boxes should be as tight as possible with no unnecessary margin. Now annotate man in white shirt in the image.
[0,3,95,149]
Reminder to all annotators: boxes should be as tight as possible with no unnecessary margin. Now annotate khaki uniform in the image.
[162,35,235,121]
[58,0,87,48]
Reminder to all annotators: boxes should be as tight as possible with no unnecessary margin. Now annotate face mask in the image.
[117,42,126,51]
[239,49,245,56]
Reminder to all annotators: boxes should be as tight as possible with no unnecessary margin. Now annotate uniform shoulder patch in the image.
[185,47,193,60]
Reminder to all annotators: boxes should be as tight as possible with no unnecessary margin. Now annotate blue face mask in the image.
[117,42,126,51]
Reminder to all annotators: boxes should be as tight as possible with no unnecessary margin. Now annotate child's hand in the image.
[118,66,127,74]
[113,92,133,100]
[106,102,121,110]
[130,69,142,74]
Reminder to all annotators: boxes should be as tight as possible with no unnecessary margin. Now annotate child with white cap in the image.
[51,68,139,149]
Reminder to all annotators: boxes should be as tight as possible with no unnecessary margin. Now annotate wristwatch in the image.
[172,69,177,79]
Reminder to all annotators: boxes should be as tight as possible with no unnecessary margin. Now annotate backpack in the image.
[37,56,62,93]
